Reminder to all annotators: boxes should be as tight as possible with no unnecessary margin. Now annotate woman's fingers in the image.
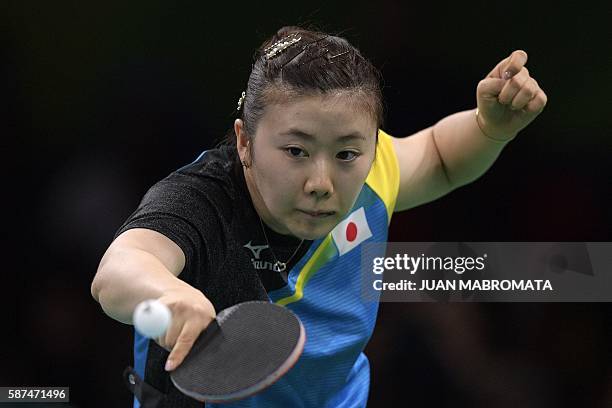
[510,77,539,111]
[498,67,530,105]
[486,50,528,80]
[525,89,548,114]
[165,322,203,371]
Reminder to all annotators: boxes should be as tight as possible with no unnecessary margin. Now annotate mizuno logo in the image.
[243,241,269,259]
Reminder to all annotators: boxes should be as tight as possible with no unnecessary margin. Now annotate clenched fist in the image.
[476,50,548,141]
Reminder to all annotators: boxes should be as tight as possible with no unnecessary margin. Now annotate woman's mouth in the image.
[298,209,335,218]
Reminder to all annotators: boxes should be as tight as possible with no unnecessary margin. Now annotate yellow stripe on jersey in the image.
[276,235,336,306]
[366,130,400,224]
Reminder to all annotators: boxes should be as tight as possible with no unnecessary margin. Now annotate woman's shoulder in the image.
[159,145,239,197]
[174,145,237,179]
[132,146,240,226]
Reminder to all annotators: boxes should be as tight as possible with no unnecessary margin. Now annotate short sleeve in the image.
[365,129,401,225]
[114,174,230,286]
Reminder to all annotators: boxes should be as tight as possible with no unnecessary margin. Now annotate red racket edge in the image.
[171,319,306,404]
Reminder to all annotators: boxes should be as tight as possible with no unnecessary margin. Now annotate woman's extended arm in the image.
[392,50,547,212]
[91,228,188,323]
[91,228,216,371]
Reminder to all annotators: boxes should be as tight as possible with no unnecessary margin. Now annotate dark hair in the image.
[221,26,384,146]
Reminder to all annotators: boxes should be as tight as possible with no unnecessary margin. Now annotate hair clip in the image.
[264,33,302,60]
[237,91,246,111]
[297,48,329,66]
[279,35,330,69]
[296,49,350,68]
[328,50,350,62]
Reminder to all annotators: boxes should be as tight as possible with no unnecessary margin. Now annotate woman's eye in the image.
[287,147,307,157]
[337,151,359,161]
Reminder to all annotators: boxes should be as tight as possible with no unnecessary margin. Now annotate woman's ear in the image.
[235,119,246,155]
[234,119,251,166]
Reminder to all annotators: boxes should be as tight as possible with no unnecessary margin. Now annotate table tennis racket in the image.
[124,301,305,406]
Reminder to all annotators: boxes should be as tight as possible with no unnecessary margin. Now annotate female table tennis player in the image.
[91,26,547,407]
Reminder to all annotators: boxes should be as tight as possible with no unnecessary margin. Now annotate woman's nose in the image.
[304,161,334,198]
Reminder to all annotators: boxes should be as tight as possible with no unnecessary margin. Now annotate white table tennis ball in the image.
[133,299,172,338]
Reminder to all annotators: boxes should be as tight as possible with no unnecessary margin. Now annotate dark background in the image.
[3,1,611,407]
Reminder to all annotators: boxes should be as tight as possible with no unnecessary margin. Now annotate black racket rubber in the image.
[170,301,305,403]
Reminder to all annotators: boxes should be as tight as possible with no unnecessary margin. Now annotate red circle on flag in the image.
[346,222,358,242]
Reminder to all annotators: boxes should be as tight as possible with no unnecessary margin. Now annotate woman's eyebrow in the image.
[279,128,366,142]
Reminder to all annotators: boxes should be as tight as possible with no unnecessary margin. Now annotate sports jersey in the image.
[117,130,400,407]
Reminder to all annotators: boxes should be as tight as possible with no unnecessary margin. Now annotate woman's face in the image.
[236,93,377,240]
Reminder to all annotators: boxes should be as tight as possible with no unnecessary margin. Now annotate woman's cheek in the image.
[339,175,363,205]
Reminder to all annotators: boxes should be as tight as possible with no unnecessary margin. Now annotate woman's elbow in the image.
[91,253,113,303]
[91,266,105,303]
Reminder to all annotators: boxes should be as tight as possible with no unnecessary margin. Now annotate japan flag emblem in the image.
[331,207,373,256]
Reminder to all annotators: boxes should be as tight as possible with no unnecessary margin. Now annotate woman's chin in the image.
[291,219,338,240]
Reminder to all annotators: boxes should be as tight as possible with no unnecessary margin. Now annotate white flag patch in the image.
[331,207,373,256]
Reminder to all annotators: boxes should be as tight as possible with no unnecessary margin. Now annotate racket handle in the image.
[133,299,172,338]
